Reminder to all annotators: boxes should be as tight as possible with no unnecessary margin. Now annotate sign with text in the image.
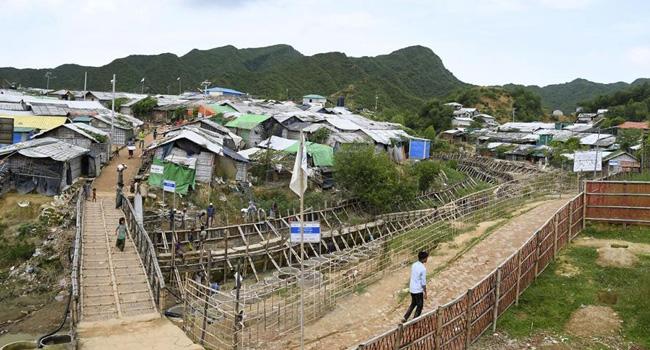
[573,151,602,172]
[150,164,164,174]
[290,221,321,243]
[163,180,176,193]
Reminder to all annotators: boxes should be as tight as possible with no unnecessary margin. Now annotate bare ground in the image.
[573,238,650,268]
[565,305,622,337]
[267,196,573,350]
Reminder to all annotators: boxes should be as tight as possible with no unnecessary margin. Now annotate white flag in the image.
[140,77,145,83]
[289,133,308,197]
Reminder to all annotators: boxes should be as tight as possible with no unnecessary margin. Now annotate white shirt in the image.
[409,261,427,294]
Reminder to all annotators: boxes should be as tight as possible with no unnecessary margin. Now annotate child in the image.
[115,218,127,252]
[92,188,97,202]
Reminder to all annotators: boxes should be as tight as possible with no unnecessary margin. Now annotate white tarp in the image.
[573,151,602,172]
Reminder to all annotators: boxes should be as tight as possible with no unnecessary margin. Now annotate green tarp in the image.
[284,141,334,167]
[225,114,270,130]
[148,158,196,195]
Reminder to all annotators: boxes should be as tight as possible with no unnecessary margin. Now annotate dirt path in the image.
[92,133,153,196]
[268,196,573,350]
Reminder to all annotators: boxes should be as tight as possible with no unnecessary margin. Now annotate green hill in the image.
[0,44,466,112]
[1,44,647,116]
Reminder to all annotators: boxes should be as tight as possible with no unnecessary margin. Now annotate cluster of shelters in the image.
[0,90,143,194]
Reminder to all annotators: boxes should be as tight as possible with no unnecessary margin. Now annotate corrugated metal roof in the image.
[149,126,247,162]
[0,137,88,161]
[361,129,410,145]
[33,123,108,143]
[258,136,296,151]
[225,114,270,130]
[0,115,67,131]
[0,102,26,111]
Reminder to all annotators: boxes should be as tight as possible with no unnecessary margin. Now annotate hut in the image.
[32,123,109,175]
[225,113,276,147]
[89,113,143,145]
[0,138,90,195]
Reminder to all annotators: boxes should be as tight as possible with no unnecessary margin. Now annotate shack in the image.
[89,113,143,145]
[225,113,276,147]
[33,123,109,175]
[147,126,248,192]
[0,138,90,195]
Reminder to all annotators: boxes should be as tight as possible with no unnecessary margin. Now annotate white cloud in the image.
[538,0,592,10]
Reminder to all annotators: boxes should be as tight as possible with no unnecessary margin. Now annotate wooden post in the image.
[553,215,559,257]
[492,268,502,332]
[534,233,540,280]
[568,200,574,242]
[515,251,522,306]
[434,308,442,350]
[223,229,229,285]
[465,289,474,348]
[393,323,403,350]
[582,184,588,229]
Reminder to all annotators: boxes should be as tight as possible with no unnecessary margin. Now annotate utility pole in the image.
[374,93,379,111]
[45,72,54,90]
[512,107,516,123]
[109,74,116,158]
[177,77,181,95]
[141,78,145,94]
[83,71,87,94]
[593,127,600,178]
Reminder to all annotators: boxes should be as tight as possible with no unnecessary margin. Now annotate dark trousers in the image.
[116,238,125,252]
[403,293,424,321]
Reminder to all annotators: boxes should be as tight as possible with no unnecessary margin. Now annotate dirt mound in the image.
[596,247,638,268]
[565,306,621,337]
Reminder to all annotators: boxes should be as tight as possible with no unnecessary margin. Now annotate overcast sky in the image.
[2,0,649,86]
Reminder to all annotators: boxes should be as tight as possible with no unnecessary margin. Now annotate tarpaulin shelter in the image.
[147,158,196,195]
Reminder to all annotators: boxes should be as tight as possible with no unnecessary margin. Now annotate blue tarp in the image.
[409,139,431,160]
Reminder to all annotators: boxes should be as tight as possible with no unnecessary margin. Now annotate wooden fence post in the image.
[515,251,522,306]
[435,308,443,350]
[393,323,403,350]
[582,185,588,229]
[492,268,502,332]
[568,200,574,242]
[465,289,474,348]
[534,232,541,280]
[553,214,559,257]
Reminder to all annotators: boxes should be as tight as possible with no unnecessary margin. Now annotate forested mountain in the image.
[0,44,466,111]
[1,44,647,115]
[504,78,650,114]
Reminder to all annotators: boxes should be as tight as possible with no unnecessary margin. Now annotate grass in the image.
[496,225,650,348]
[583,223,650,245]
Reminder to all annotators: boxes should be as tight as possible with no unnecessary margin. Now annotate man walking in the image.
[402,251,428,322]
[206,203,215,227]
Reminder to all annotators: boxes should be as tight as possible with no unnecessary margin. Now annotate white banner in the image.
[150,164,164,174]
[573,151,602,172]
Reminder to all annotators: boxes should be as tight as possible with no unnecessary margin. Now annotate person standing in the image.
[115,218,127,252]
[116,163,127,187]
[152,128,158,140]
[137,129,146,149]
[199,225,207,250]
[181,207,187,229]
[402,251,429,322]
[127,138,136,159]
[206,203,215,227]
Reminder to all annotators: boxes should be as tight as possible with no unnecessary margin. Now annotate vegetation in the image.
[496,224,650,348]
[411,161,441,192]
[406,98,454,131]
[510,87,544,122]
[308,127,330,144]
[581,82,650,120]
[131,96,158,118]
[548,137,584,167]
[333,144,417,212]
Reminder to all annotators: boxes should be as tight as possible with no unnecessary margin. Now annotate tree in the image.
[511,87,543,121]
[412,161,441,192]
[617,129,643,152]
[407,98,454,132]
[308,127,330,144]
[421,126,436,141]
[333,144,416,212]
[131,97,157,119]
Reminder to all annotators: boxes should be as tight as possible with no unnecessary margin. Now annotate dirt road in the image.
[268,196,573,349]
[92,133,153,195]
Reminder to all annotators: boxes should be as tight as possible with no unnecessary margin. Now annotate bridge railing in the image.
[121,195,166,311]
[71,187,84,327]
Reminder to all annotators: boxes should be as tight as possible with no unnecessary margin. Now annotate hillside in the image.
[505,78,650,114]
[0,44,466,112]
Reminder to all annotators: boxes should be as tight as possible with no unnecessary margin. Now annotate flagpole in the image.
[299,131,305,350]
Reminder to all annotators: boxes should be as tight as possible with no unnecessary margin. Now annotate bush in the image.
[0,241,35,266]
[412,161,441,192]
[333,144,416,212]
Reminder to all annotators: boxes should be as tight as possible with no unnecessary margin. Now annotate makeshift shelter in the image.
[225,113,273,147]
[408,138,431,160]
[33,123,109,175]
[89,113,142,145]
[147,126,248,186]
[257,136,334,167]
[0,138,90,195]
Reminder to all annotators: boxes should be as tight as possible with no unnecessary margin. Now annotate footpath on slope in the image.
[77,133,202,350]
[268,196,574,350]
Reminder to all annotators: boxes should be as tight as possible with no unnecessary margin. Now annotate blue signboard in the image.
[290,221,321,243]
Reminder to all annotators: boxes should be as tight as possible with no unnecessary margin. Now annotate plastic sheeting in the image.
[148,158,196,195]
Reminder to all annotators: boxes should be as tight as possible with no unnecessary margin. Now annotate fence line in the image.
[121,195,167,311]
[181,170,572,349]
[71,187,84,329]
[356,192,584,350]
